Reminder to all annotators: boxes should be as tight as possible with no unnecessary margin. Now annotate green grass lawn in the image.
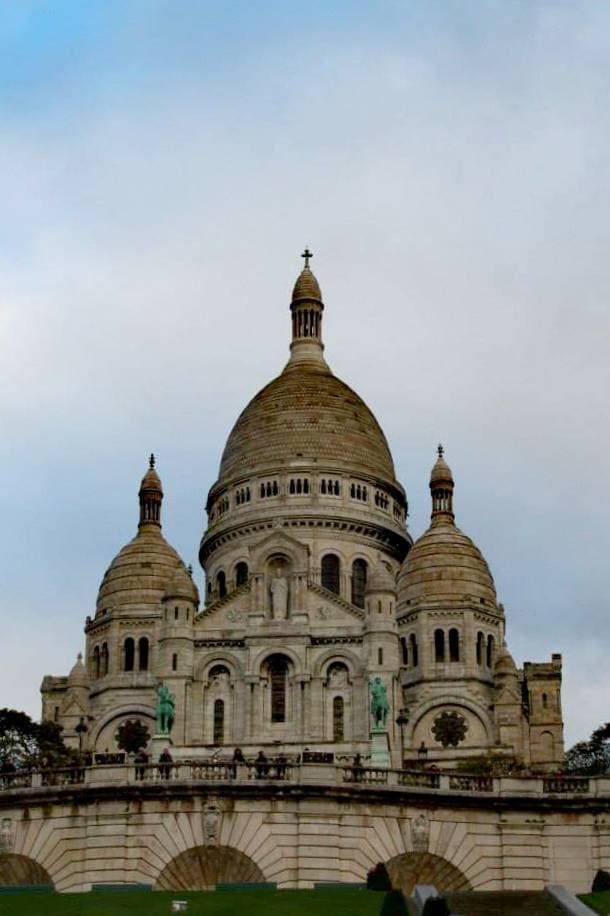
[0,888,383,916]
[581,891,610,915]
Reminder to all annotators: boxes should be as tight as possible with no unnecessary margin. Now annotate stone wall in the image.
[0,768,607,894]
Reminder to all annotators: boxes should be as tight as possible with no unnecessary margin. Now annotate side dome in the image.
[164,564,199,603]
[398,448,497,606]
[218,367,396,482]
[96,458,185,615]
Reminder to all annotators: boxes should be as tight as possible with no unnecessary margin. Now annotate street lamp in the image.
[75,717,88,758]
[395,710,409,769]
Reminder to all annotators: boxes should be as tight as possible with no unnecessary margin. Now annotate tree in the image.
[0,708,73,770]
[116,719,150,754]
[367,862,392,891]
[564,722,610,776]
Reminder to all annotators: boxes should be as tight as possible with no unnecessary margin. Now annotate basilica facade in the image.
[41,257,564,771]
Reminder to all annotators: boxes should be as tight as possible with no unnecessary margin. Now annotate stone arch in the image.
[90,704,155,750]
[154,844,265,891]
[251,645,303,676]
[385,852,471,895]
[408,696,494,745]
[313,646,365,679]
[0,854,54,888]
[196,652,244,683]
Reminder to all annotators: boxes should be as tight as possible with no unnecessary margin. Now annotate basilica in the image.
[41,256,564,771]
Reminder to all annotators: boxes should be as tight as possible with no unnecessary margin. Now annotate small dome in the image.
[366,564,397,594]
[292,267,322,303]
[97,459,185,614]
[68,653,88,686]
[430,446,453,486]
[140,454,162,494]
[164,564,199,603]
[398,521,496,605]
[494,644,518,678]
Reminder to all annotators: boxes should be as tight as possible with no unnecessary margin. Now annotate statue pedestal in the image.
[150,733,173,761]
[370,728,391,768]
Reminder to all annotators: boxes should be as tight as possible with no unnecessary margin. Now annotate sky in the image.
[0,0,608,748]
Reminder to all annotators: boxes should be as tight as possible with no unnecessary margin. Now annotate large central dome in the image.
[218,362,396,483]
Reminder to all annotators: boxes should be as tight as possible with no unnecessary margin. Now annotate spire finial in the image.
[149,453,155,469]
[301,247,313,269]
[437,443,444,458]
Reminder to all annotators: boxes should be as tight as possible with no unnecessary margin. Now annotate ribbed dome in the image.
[398,520,496,605]
[292,267,322,303]
[217,364,396,483]
[164,564,199,603]
[96,527,183,614]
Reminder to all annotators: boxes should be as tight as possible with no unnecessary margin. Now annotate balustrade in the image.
[0,762,599,799]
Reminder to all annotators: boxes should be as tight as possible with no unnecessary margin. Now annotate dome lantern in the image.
[139,454,163,529]
[430,444,454,524]
[287,248,327,370]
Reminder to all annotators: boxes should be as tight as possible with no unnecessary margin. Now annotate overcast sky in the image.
[1,1,608,747]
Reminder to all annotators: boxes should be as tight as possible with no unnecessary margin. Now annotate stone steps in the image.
[447,891,564,916]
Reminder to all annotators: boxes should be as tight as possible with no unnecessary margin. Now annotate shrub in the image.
[367,862,392,891]
[380,889,409,916]
[592,869,610,892]
[422,896,450,916]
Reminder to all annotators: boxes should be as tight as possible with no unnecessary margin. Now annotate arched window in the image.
[378,647,384,665]
[486,634,495,667]
[401,637,409,666]
[449,628,460,662]
[93,646,100,679]
[213,699,224,745]
[101,642,109,676]
[542,692,548,709]
[172,653,178,671]
[434,629,445,663]
[138,637,149,671]
[217,570,226,599]
[321,479,327,494]
[206,581,212,599]
[235,562,248,587]
[410,634,418,667]
[333,696,344,742]
[351,559,367,608]
[321,554,340,595]
[476,631,484,665]
[124,637,135,672]
[268,655,289,723]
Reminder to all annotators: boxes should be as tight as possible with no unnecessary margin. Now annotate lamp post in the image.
[395,710,409,769]
[75,717,88,758]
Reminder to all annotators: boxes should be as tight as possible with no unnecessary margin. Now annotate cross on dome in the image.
[301,248,313,268]
[149,453,156,469]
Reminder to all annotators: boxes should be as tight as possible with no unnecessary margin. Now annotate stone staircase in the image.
[447,891,564,916]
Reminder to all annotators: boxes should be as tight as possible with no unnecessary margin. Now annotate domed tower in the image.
[194,253,411,756]
[80,456,192,752]
[396,447,505,766]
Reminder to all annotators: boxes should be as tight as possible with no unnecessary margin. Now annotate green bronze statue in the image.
[370,676,389,729]
[155,684,175,736]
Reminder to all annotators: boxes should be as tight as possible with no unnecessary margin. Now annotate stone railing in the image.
[448,774,494,792]
[1,763,606,800]
[542,776,591,794]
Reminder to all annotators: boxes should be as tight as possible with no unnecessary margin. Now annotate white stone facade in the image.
[41,260,564,774]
